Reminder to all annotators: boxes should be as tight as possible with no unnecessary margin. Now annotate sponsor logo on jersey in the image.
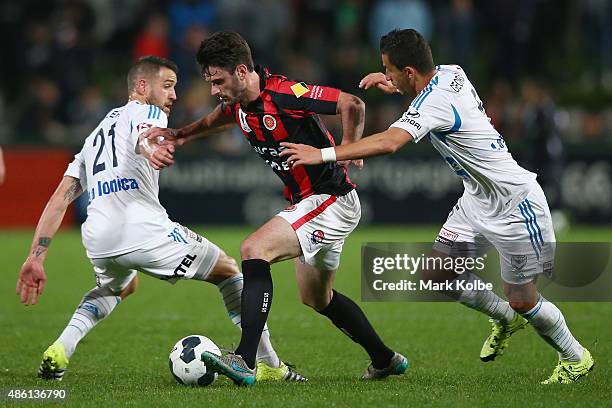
[161,253,198,280]
[238,108,253,133]
[435,228,458,247]
[511,255,527,271]
[405,107,420,118]
[449,74,465,92]
[94,177,139,200]
[290,82,310,98]
[399,113,422,130]
[310,85,324,100]
[283,205,297,212]
[263,114,277,130]
[311,229,325,244]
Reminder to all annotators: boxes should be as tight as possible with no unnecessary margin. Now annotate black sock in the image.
[235,259,273,369]
[318,290,394,369]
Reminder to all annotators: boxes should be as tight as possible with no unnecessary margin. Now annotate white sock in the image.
[58,286,121,358]
[522,296,584,362]
[217,274,280,367]
[456,273,516,324]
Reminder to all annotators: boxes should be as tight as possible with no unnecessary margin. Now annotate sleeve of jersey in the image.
[64,149,87,189]
[389,92,454,143]
[273,80,340,115]
[130,104,169,146]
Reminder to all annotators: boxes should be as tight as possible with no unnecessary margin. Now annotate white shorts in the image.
[90,223,221,292]
[276,190,361,271]
[433,184,555,285]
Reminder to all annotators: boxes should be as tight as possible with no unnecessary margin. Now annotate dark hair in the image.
[196,31,254,76]
[127,55,178,92]
[380,29,434,74]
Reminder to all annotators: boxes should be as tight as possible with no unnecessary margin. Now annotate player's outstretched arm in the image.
[336,92,365,169]
[358,72,398,94]
[143,104,234,147]
[17,176,83,305]
[280,127,414,167]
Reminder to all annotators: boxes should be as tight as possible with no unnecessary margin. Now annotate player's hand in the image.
[149,144,176,170]
[143,127,182,146]
[16,259,47,306]
[280,142,324,167]
[359,72,397,94]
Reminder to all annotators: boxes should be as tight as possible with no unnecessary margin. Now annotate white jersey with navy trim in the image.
[390,65,537,217]
[64,101,174,258]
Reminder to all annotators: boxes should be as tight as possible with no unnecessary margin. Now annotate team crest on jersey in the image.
[511,255,527,271]
[311,229,325,244]
[283,205,297,212]
[263,114,277,130]
[290,82,310,98]
[180,225,203,243]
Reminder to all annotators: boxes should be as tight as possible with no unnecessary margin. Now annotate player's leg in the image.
[232,216,301,366]
[295,258,407,379]
[497,187,592,383]
[205,251,279,369]
[502,281,593,383]
[39,260,137,380]
[204,250,306,381]
[202,216,301,385]
[425,199,517,326]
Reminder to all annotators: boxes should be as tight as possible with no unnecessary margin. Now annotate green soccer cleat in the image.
[38,341,69,381]
[256,361,308,382]
[202,351,256,386]
[480,314,529,362]
[541,348,594,384]
[362,352,409,380]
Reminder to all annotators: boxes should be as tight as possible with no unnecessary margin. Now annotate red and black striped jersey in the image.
[221,66,355,204]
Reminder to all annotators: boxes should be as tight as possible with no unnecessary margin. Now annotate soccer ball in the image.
[169,335,221,386]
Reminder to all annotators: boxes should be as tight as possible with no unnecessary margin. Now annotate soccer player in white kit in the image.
[16,56,305,383]
[280,29,594,384]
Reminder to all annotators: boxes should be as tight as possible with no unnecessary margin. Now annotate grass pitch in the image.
[1,225,610,407]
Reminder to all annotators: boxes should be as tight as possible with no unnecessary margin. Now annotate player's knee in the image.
[240,238,265,260]
[298,290,330,311]
[119,276,138,299]
[509,300,535,314]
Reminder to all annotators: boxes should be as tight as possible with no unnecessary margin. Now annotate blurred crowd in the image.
[0,0,611,155]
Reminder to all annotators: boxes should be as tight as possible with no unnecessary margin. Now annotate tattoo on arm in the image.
[63,178,83,202]
[32,237,52,257]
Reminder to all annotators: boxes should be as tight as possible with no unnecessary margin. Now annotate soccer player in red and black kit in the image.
[145,31,407,385]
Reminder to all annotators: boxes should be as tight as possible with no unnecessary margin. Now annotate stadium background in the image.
[0,0,611,226]
[1,1,611,407]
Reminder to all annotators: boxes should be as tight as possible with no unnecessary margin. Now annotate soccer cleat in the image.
[480,314,528,362]
[362,352,409,380]
[256,361,308,382]
[541,348,594,384]
[38,341,69,381]
[202,351,256,386]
